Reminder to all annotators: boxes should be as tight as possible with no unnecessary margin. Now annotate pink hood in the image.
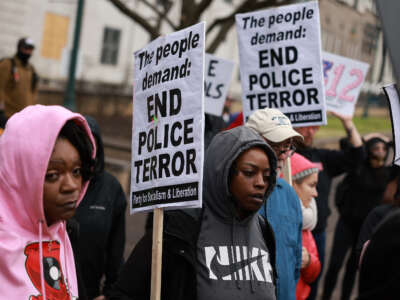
[0,105,96,299]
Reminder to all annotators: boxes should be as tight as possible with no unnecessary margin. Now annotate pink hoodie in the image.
[0,105,96,299]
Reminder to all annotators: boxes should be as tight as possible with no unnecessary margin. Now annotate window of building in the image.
[334,38,342,54]
[41,12,70,60]
[325,16,331,25]
[100,27,121,65]
[362,23,378,55]
[351,25,357,35]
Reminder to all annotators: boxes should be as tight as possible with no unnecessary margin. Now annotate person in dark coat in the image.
[322,133,393,299]
[356,169,400,300]
[357,207,400,299]
[294,112,364,300]
[73,116,127,299]
[109,126,278,300]
[356,167,400,263]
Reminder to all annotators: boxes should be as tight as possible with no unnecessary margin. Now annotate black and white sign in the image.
[130,22,205,214]
[204,53,234,116]
[235,1,326,126]
[383,84,400,166]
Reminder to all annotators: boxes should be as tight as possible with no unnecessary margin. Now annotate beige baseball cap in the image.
[245,108,303,143]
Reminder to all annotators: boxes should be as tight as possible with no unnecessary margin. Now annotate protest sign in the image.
[235,1,326,126]
[383,84,400,166]
[204,53,234,116]
[130,22,205,214]
[323,51,369,116]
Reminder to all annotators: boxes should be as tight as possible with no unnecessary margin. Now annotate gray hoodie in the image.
[197,125,277,300]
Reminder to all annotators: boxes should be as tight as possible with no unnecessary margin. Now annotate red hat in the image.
[290,153,319,181]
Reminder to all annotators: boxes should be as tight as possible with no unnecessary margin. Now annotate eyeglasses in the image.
[269,141,296,157]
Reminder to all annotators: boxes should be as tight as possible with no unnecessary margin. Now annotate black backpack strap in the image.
[30,64,39,91]
[10,58,17,80]
[0,57,17,80]
[5,57,39,91]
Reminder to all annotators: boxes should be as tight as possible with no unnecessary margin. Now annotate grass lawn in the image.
[316,108,393,140]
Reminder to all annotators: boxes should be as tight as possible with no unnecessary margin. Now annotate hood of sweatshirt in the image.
[0,105,95,299]
[197,126,277,300]
[84,115,105,174]
[203,125,277,221]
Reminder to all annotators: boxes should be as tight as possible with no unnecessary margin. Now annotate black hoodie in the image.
[197,125,278,300]
[358,208,400,299]
[73,116,127,298]
[109,126,277,300]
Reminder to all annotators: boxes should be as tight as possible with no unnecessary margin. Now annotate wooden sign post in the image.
[130,22,205,299]
[150,208,164,300]
[282,157,293,186]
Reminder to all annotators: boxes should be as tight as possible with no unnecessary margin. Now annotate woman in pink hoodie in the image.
[0,105,95,299]
[290,153,321,300]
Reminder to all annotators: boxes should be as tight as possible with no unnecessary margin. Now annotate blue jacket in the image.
[259,178,302,300]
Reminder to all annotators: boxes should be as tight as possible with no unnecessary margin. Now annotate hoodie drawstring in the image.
[230,217,241,290]
[245,226,256,293]
[38,221,73,300]
[247,246,255,293]
[63,222,73,300]
[38,220,47,300]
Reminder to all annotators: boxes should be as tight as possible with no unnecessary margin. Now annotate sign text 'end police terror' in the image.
[134,88,197,184]
[247,45,319,109]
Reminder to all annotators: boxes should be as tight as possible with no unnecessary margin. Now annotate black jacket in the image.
[110,126,278,300]
[356,204,395,258]
[108,209,277,300]
[297,144,365,233]
[335,162,392,228]
[67,219,88,300]
[74,116,127,298]
[358,208,400,299]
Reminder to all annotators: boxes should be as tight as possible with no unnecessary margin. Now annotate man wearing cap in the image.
[0,37,39,125]
[246,108,303,300]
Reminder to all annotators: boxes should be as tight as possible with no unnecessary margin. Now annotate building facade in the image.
[0,0,395,112]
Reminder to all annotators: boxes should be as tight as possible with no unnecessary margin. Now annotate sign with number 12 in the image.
[322,51,369,116]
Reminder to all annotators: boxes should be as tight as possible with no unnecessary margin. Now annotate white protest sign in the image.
[236,1,326,126]
[383,84,400,166]
[323,51,369,116]
[130,22,205,214]
[204,53,234,116]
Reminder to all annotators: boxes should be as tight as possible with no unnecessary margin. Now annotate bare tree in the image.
[109,0,294,53]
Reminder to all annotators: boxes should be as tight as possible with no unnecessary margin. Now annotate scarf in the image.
[301,198,318,231]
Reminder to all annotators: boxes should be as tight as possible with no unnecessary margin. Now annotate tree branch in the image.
[192,0,214,22]
[108,0,297,53]
[206,0,285,53]
[207,18,235,53]
[207,0,281,34]
[108,0,159,39]
[180,0,196,28]
[139,0,178,30]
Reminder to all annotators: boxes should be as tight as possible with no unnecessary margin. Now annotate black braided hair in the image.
[58,120,95,182]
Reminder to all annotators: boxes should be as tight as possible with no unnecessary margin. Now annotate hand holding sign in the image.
[328,110,363,147]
